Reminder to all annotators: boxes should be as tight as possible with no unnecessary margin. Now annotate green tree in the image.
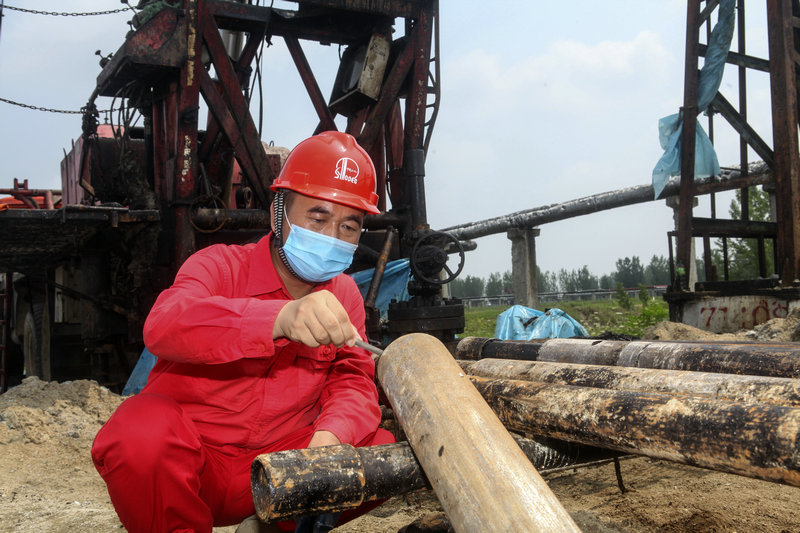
[485,272,504,295]
[558,268,576,292]
[599,274,616,289]
[643,255,669,285]
[712,186,774,280]
[615,256,644,288]
[614,282,633,309]
[556,266,598,293]
[574,265,599,290]
[449,275,485,297]
[502,270,513,291]
[537,268,558,293]
[637,283,650,306]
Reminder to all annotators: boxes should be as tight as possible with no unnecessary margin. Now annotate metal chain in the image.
[1,4,129,16]
[0,96,110,115]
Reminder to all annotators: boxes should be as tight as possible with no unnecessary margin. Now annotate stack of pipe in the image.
[251,335,800,530]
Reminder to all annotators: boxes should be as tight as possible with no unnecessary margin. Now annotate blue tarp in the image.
[652,0,735,199]
[351,259,411,317]
[121,347,156,395]
[494,305,588,341]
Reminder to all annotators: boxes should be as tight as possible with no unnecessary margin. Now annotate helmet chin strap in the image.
[272,190,312,284]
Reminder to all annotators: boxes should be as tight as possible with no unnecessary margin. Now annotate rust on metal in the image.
[442,165,773,242]
[251,435,616,522]
[459,358,800,408]
[470,375,800,486]
[377,333,580,532]
[766,0,800,283]
[456,337,800,379]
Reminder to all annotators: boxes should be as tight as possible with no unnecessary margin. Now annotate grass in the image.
[461,297,669,339]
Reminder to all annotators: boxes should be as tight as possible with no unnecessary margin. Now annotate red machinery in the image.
[0,0,466,391]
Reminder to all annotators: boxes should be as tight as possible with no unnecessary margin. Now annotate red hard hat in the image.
[270,131,380,214]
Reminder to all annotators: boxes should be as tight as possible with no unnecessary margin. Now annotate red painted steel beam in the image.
[766,0,800,284]
[385,102,404,207]
[173,0,203,267]
[198,69,264,200]
[198,1,274,208]
[403,5,433,152]
[284,34,338,133]
[198,26,266,165]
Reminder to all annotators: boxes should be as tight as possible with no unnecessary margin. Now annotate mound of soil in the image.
[644,308,800,343]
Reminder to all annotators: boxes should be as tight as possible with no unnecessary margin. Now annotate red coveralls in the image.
[91,235,393,532]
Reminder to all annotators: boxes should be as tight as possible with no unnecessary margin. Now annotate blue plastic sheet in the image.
[121,347,157,395]
[652,0,735,199]
[494,305,588,341]
[351,259,411,317]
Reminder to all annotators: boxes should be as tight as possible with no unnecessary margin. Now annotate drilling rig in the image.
[0,0,467,391]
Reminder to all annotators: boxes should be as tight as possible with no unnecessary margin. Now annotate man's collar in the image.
[245,234,286,297]
[245,233,332,297]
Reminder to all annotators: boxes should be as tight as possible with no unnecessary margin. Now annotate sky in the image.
[0,1,776,281]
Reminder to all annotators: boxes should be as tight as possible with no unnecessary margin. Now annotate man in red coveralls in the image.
[91,131,394,533]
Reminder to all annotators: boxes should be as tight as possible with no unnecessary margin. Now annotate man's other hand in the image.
[273,290,360,348]
[308,430,341,448]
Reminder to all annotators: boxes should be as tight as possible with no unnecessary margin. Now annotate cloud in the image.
[446,31,676,119]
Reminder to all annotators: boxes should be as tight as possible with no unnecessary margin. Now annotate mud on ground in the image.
[2,312,800,532]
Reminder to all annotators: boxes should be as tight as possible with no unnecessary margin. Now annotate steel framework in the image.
[672,0,800,292]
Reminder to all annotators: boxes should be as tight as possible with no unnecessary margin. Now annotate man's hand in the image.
[273,290,360,348]
[308,430,341,448]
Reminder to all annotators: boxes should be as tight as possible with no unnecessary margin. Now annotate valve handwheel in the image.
[409,231,465,284]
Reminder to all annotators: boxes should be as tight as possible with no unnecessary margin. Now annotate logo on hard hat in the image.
[334,157,359,185]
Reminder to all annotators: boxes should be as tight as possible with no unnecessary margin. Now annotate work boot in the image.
[235,514,282,533]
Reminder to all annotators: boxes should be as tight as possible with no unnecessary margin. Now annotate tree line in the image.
[448,254,671,298]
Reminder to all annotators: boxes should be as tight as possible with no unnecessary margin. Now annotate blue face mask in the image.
[281,214,358,282]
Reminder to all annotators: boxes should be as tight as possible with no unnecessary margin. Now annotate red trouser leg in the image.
[91,393,213,533]
[217,425,397,531]
[92,393,396,532]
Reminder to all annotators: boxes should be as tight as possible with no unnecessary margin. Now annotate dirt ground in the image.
[2,312,800,532]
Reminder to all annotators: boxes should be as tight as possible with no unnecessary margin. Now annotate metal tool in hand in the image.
[354,338,384,360]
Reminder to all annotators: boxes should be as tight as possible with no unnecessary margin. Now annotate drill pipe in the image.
[251,436,617,522]
[456,337,800,378]
[459,358,800,408]
[377,333,579,532]
[470,375,800,486]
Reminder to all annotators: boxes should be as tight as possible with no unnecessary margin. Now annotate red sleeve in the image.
[312,276,381,444]
[143,246,288,364]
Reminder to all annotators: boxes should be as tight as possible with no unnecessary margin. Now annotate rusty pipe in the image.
[456,337,800,379]
[251,435,616,522]
[364,227,396,309]
[459,358,800,408]
[470,375,800,487]
[377,333,579,532]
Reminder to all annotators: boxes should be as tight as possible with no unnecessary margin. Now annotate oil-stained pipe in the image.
[251,434,616,522]
[443,163,772,241]
[377,333,579,532]
[364,228,396,309]
[470,375,800,486]
[459,358,800,408]
[252,442,423,522]
[456,337,800,378]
